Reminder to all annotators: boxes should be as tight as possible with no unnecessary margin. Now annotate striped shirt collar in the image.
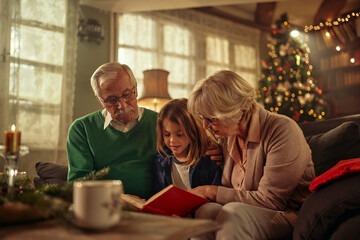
[102,107,144,132]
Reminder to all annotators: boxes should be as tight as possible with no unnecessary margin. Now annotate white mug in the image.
[73,180,123,230]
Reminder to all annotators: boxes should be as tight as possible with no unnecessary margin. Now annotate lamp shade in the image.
[138,69,171,112]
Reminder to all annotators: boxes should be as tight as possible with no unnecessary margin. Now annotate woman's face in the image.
[200,116,240,139]
[161,118,190,160]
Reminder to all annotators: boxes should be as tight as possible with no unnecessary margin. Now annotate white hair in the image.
[90,62,137,99]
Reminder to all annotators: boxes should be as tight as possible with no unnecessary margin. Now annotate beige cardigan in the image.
[216,104,315,226]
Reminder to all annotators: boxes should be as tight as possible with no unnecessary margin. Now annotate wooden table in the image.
[0,211,220,240]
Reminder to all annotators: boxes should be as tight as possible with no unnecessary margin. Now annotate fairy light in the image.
[336,46,341,51]
[304,9,360,32]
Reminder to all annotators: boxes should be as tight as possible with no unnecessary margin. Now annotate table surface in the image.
[0,211,220,240]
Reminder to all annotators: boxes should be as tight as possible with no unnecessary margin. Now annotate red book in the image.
[121,185,209,217]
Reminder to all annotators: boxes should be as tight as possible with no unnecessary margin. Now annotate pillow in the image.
[293,174,360,240]
[306,121,360,176]
[309,158,360,191]
[35,161,68,184]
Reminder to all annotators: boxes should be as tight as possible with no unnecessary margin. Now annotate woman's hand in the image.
[188,185,218,202]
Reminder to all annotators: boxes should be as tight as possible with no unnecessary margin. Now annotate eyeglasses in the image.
[102,87,136,105]
[199,115,217,125]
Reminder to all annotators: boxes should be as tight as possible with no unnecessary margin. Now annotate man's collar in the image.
[102,107,144,130]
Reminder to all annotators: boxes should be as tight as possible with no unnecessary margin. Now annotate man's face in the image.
[99,69,138,124]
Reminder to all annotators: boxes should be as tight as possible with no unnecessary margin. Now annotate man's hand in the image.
[188,185,218,202]
[205,143,223,166]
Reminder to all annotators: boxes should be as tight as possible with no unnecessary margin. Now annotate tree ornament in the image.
[257,13,326,122]
[292,111,300,122]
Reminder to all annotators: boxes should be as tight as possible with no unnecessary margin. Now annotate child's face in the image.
[162,118,190,161]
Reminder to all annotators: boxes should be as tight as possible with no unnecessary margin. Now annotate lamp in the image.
[138,69,171,112]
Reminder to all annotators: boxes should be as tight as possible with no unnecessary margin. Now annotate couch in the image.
[34,114,360,239]
[294,114,360,240]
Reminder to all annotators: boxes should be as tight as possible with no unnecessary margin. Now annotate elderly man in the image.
[67,62,158,199]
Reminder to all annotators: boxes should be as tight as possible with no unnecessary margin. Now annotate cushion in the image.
[293,174,360,240]
[328,213,360,240]
[309,158,360,191]
[35,161,68,184]
[306,121,360,176]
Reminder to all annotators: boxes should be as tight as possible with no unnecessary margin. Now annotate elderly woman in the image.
[187,70,315,240]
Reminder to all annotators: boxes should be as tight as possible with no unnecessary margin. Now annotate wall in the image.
[2,6,112,180]
[73,5,111,120]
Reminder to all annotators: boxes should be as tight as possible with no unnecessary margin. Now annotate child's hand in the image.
[205,144,223,166]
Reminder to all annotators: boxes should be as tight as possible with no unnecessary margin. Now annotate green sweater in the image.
[67,109,158,199]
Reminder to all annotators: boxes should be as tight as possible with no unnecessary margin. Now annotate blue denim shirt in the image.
[153,147,222,194]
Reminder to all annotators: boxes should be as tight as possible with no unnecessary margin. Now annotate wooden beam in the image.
[255,2,276,27]
[313,0,347,24]
[195,7,272,32]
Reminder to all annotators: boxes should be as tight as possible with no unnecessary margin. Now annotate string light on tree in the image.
[257,13,326,123]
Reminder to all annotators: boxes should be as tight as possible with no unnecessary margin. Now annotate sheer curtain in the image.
[0,0,78,176]
[116,9,260,101]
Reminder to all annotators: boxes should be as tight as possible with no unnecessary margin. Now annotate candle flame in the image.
[11,124,16,131]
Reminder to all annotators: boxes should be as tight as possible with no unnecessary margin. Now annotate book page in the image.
[121,194,146,209]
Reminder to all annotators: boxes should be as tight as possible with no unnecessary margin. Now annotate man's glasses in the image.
[102,87,136,105]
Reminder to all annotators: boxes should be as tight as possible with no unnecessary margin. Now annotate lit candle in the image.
[4,124,21,153]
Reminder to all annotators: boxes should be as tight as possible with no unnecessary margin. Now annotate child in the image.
[153,98,222,193]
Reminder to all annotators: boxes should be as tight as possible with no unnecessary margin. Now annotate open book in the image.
[121,184,209,217]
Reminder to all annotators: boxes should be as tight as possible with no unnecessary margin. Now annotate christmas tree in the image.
[257,14,326,122]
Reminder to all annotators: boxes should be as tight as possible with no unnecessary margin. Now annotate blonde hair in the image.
[188,70,256,125]
[156,98,215,167]
[90,62,137,99]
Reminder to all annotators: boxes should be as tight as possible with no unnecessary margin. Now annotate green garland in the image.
[0,167,110,221]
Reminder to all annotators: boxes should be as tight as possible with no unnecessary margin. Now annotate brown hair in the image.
[156,98,215,166]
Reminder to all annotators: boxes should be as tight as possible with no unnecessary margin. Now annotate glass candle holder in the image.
[0,145,29,188]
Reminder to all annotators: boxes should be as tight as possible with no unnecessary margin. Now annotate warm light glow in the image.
[350,58,355,63]
[336,46,341,51]
[11,124,16,131]
[304,10,360,32]
[325,31,330,37]
[290,30,300,38]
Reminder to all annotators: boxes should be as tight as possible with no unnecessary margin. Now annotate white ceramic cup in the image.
[73,180,123,230]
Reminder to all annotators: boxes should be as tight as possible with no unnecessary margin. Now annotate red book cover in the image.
[121,185,209,217]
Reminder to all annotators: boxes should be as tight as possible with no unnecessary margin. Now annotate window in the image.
[116,10,259,100]
[0,0,78,162]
